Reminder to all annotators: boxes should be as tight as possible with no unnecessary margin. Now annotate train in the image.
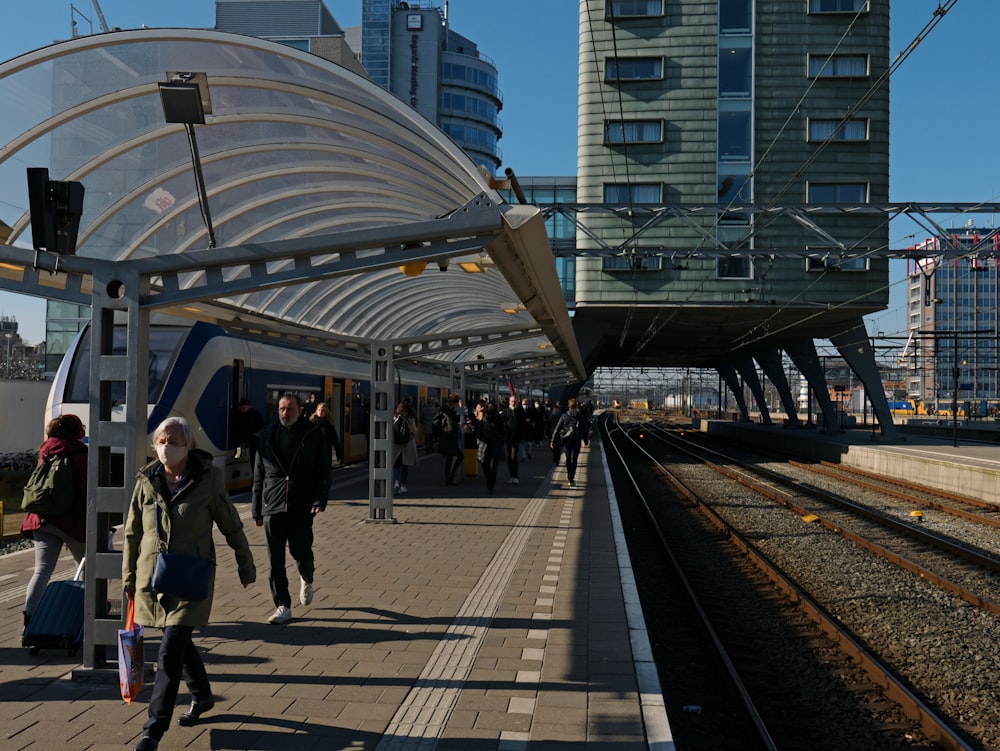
[887,399,1000,419]
[46,320,457,491]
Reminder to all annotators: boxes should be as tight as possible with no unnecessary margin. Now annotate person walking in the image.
[20,414,88,640]
[436,393,463,486]
[472,399,504,495]
[310,401,343,467]
[421,398,439,455]
[550,398,585,487]
[252,393,330,625]
[122,416,256,751]
[392,400,418,493]
[232,397,264,471]
[500,395,524,485]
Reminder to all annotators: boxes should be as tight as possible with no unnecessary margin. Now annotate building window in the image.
[605,57,664,81]
[808,54,868,78]
[720,0,752,33]
[603,254,663,272]
[719,47,752,97]
[809,0,868,12]
[717,255,752,279]
[719,111,751,161]
[808,182,868,203]
[806,252,869,272]
[603,183,662,203]
[604,119,663,144]
[807,118,868,142]
[605,0,664,18]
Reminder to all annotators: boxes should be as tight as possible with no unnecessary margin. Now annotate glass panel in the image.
[720,0,752,33]
[809,55,867,77]
[808,118,867,141]
[606,0,664,18]
[809,0,867,11]
[605,58,663,81]
[719,111,751,161]
[808,183,867,202]
[719,48,752,97]
[717,256,752,279]
[603,183,661,202]
[605,120,662,143]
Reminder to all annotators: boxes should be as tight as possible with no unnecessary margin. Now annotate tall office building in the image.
[359,0,503,170]
[215,0,367,75]
[573,0,891,386]
[904,228,1000,410]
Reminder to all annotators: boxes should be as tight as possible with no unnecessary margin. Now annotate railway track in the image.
[604,414,993,750]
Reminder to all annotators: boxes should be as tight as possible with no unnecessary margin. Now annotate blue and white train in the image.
[46,320,455,491]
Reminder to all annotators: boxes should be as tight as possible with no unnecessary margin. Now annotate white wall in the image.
[0,381,51,453]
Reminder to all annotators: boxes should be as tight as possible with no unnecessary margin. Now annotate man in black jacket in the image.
[252,393,330,624]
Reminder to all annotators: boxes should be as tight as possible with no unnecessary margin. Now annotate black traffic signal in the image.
[27,167,85,255]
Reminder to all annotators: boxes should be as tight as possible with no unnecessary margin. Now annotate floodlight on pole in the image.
[158,73,216,249]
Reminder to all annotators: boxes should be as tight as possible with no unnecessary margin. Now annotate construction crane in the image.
[70,0,110,38]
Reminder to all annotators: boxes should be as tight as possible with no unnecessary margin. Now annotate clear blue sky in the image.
[0,0,993,345]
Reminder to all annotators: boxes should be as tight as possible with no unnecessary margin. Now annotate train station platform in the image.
[704,419,1000,506]
[0,440,672,750]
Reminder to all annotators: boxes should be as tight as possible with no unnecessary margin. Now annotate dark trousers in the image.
[504,441,519,479]
[443,451,462,484]
[482,448,500,493]
[264,512,315,608]
[143,625,210,740]
[563,441,581,483]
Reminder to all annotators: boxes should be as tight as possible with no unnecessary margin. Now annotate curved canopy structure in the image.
[0,28,582,384]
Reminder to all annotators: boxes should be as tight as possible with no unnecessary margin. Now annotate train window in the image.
[65,325,186,404]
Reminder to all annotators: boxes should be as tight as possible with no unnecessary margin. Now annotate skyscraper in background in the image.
[359,0,503,170]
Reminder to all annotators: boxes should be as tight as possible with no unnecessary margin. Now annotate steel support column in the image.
[368,343,395,522]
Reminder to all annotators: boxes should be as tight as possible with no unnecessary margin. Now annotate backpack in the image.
[433,411,454,434]
[558,416,579,442]
[393,415,412,445]
[21,454,75,517]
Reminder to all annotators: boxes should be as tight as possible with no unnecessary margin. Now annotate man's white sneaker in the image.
[511,477,519,485]
[399,484,408,493]
[268,605,292,624]
[393,481,400,493]
[300,578,314,606]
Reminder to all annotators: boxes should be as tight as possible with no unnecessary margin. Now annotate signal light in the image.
[27,167,85,255]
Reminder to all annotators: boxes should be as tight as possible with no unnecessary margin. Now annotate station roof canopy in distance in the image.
[0,28,583,385]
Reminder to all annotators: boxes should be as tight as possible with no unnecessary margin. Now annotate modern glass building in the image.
[360,1,503,170]
[905,228,1000,410]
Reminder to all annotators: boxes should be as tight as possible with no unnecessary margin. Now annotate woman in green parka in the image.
[122,416,256,751]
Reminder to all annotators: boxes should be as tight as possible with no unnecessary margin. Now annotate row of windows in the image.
[441,62,499,99]
[440,92,501,128]
[604,0,866,22]
[605,53,868,83]
[442,121,498,152]
[601,182,868,203]
[597,253,867,277]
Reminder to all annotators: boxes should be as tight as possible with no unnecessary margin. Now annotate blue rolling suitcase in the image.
[23,560,85,656]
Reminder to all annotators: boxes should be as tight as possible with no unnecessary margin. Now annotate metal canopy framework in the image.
[541,202,1000,261]
[0,29,584,670]
[0,28,582,382]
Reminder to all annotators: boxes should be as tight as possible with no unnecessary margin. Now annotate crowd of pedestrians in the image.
[19,386,592,751]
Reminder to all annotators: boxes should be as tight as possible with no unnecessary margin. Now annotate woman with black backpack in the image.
[550,398,587,487]
[392,399,418,494]
[472,399,505,495]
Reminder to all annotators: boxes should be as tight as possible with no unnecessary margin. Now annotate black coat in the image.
[252,417,330,518]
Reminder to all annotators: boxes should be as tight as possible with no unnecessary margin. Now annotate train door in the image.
[323,376,345,462]
[227,359,253,492]
[344,378,370,462]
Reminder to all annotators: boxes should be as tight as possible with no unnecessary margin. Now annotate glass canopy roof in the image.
[0,29,582,383]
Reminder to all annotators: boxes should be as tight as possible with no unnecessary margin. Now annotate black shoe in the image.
[133,738,158,751]
[177,699,215,726]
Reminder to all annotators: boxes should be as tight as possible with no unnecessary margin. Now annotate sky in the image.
[0,0,993,347]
